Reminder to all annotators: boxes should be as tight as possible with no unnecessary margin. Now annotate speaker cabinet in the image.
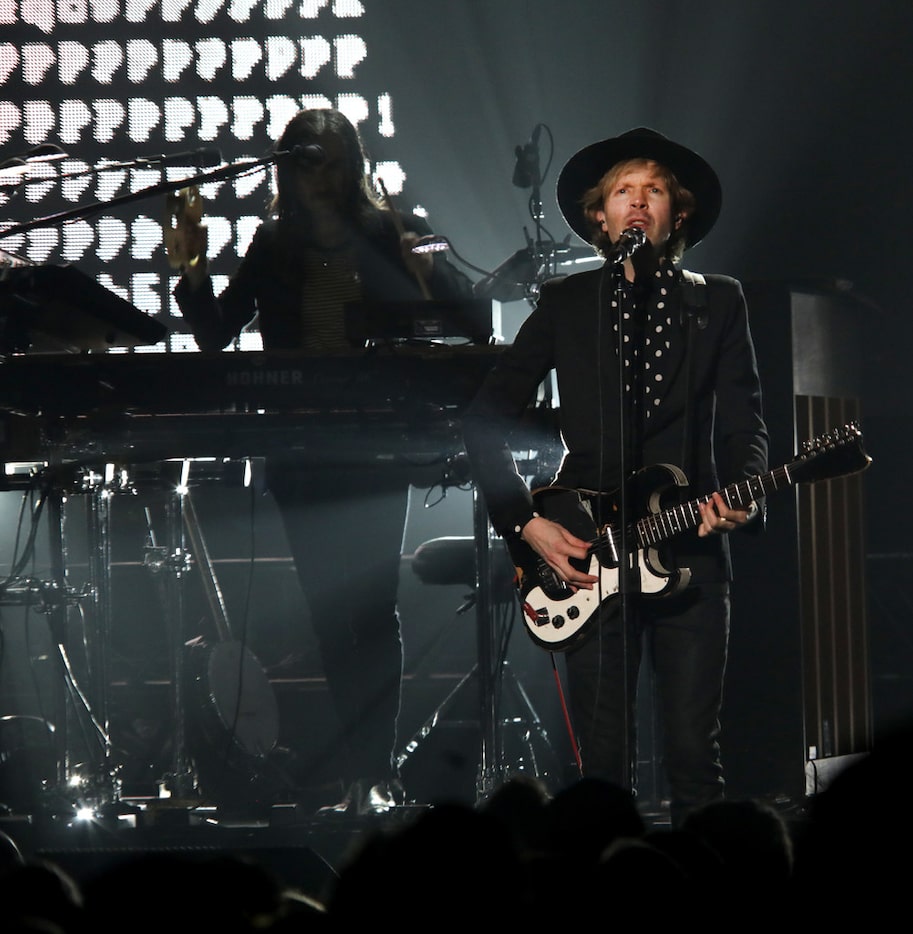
[724,281,872,802]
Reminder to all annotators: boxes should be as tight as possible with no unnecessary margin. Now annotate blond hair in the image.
[581,158,696,262]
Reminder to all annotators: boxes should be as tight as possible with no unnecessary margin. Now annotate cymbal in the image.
[473,243,601,302]
[473,248,537,302]
[553,244,600,264]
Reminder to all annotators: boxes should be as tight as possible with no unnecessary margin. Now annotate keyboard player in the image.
[171,108,473,814]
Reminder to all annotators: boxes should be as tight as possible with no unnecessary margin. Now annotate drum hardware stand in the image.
[498,661,560,781]
[79,465,136,812]
[142,471,197,802]
[473,487,565,797]
[143,459,282,808]
[473,485,501,799]
[395,651,561,796]
[474,122,601,311]
[396,486,560,802]
[392,489,504,801]
[0,465,132,818]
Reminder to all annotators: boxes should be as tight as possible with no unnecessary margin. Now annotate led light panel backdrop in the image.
[0,0,411,352]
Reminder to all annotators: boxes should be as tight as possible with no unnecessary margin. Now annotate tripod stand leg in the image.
[395,665,477,775]
[472,486,501,799]
[83,479,121,802]
[46,489,69,791]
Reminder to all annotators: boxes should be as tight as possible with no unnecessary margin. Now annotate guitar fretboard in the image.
[636,465,792,547]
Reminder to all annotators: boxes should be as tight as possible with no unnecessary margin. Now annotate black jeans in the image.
[565,583,730,826]
[268,465,408,786]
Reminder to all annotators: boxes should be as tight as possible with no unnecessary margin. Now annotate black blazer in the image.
[462,261,769,585]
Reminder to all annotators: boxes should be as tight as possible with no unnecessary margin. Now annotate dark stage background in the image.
[0,0,909,815]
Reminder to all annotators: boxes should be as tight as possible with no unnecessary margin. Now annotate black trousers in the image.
[564,583,730,827]
[268,465,408,786]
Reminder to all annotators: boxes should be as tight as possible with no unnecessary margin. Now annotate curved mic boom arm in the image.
[0,154,275,240]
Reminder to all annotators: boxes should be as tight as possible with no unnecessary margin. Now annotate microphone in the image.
[135,147,223,169]
[288,143,327,165]
[512,125,541,189]
[605,227,648,264]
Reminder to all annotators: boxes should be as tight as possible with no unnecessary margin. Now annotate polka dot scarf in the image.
[610,258,678,421]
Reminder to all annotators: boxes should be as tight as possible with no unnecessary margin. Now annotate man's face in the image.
[595,160,682,250]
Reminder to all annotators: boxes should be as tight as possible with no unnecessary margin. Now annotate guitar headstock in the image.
[792,421,872,484]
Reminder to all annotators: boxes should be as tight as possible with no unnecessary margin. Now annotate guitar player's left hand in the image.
[697,492,751,537]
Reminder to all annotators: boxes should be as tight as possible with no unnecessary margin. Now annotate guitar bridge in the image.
[535,558,573,599]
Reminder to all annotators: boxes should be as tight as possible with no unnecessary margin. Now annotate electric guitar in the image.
[510,422,871,651]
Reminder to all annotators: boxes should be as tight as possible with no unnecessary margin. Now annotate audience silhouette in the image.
[791,723,913,920]
[0,858,84,933]
[679,797,796,920]
[325,800,523,925]
[2,736,909,931]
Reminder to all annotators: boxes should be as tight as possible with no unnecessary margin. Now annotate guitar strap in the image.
[680,269,708,328]
[679,269,708,483]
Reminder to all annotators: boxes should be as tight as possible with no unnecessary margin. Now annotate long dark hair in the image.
[270,108,384,224]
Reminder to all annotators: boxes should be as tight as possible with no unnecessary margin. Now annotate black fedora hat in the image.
[556,127,722,249]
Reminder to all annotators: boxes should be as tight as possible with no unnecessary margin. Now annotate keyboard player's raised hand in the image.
[163,184,208,288]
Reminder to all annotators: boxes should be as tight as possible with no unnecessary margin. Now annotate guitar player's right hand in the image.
[521,516,599,590]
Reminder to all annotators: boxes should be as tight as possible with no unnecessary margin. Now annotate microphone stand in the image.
[607,236,649,796]
[526,144,567,301]
[610,261,638,795]
[516,125,558,302]
[0,155,274,239]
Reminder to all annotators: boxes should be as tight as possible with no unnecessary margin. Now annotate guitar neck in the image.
[635,464,793,548]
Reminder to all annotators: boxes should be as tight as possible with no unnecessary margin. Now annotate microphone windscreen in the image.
[193,148,223,168]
